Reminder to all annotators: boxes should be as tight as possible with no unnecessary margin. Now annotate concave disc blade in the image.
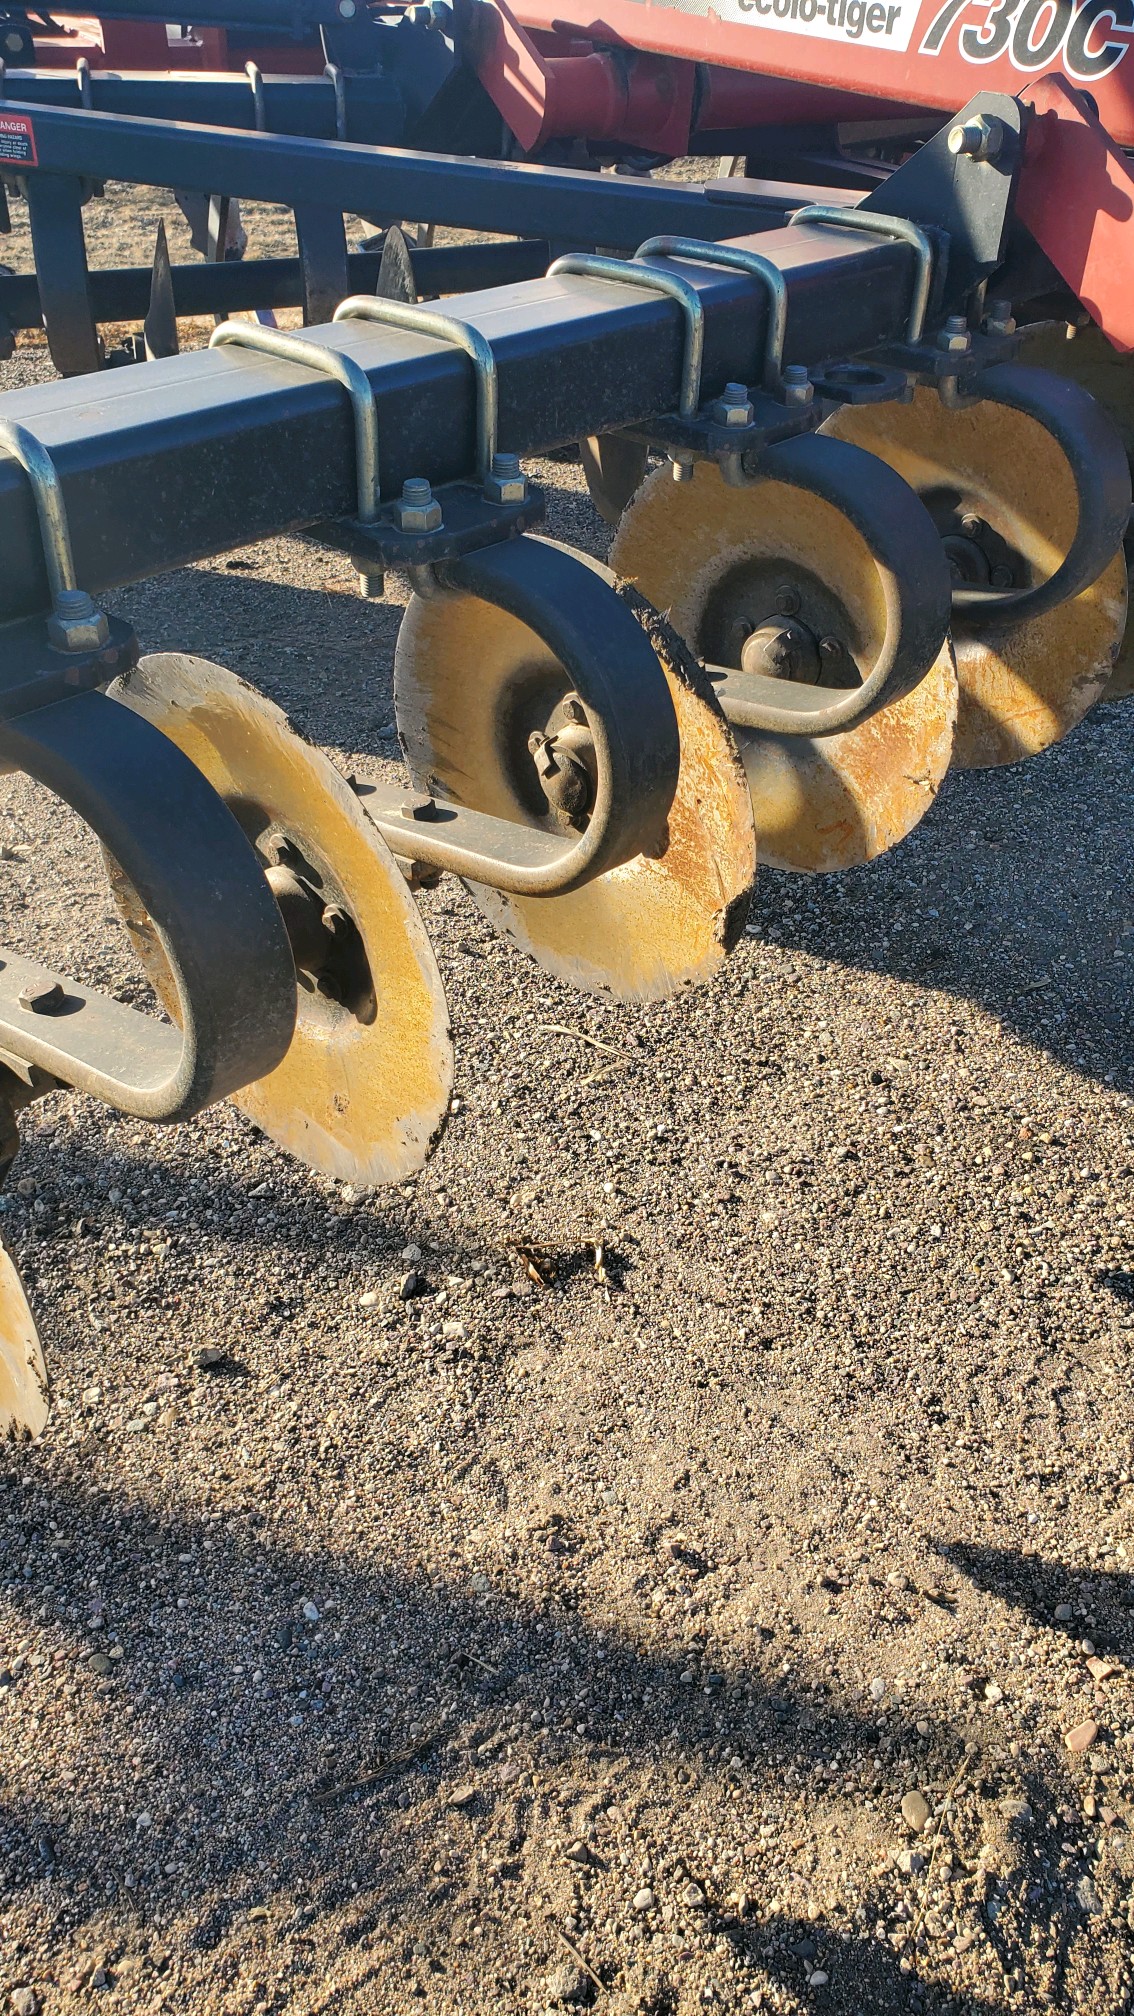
[824,385,1128,766]
[109,654,453,1185]
[0,1241,48,1442]
[395,583,756,1002]
[610,459,957,871]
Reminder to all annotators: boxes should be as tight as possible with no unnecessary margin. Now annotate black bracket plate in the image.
[0,613,138,722]
[313,479,546,571]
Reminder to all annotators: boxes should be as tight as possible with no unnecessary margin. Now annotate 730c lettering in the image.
[919,0,1134,76]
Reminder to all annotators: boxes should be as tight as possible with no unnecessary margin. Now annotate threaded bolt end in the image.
[401,476,432,505]
[491,452,521,480]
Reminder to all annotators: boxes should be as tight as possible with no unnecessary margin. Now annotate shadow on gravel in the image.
[751,1912,1005,2015]
[1099,1268,1134,1305]
[0,1467,945,1951]
[747,706,1134,1095]
[938,1540,1134,1648]
[0,1471,1117,2009]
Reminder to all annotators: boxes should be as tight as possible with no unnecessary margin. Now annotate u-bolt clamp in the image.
[788,206,935,346]
[333,295,521,501]
[547,251,705,421]
[210,320,383,590]
[0,419,109,655]
[634,236,788,396]
[245,60,268,132]
[324,62,347,140]
[209,319,380,519]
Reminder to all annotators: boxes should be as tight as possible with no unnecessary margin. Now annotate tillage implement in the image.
[0,84,1129,1435]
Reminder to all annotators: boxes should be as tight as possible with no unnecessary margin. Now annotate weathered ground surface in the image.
[0,183,1131,2016]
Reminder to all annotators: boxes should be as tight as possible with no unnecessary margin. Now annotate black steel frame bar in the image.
[1,104,845,247]
[0,237,551,330]
[0,70,404,145]
[20,0,355,25]
[0,227,917,623]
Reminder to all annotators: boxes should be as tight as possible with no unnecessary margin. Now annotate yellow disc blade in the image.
[824,385,1128,764]
[610,459,957,871]
[395,582,756,1002]
[109,654,453,1185]
[0,1240,48,1442]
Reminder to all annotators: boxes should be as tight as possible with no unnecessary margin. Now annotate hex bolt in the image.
[397,477,443,533]
[948,114,1004,161]
[937,315,972,355]
[671,451,695,483]
[709,382,754,428]
[18,981,66,1015]
[46,587,110,654]
[527,729,556,778]
[961,514,983,538]
[984,297,1016,336]
[990,564,1014,590]
[485,452,527,505]
[774,586,801,617]
[402,791,439,821]
[356,567,385,601]
[782,364,814,408]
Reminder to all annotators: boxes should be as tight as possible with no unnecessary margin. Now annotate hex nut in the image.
[397,497,443,533]
[484,471,527,505]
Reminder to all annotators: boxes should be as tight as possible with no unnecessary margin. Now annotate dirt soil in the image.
[0,183,1132,2016]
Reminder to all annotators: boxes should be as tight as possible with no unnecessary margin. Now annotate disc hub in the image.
[263,834,374,1018]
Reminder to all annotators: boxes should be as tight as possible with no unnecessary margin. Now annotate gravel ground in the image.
[0,186,1132,2016]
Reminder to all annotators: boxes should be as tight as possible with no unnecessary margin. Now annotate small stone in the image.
[91,1966,110,1990]
[563,1840,590,1865]
[1086,1656,1118,1682]
[544,1962,590,2007]
[448,1784,477,1810]
[359,1291,379,1309]
[901,1790,931,1833]
[1065,1719,1099,1754]
[632,1887,655,1912]
[10,1991,39,2016]
[896,1850,925,1875]
[1000,1797,1032,1827]
[808,1974,829,1989]
[88,1653,113,1677]
[442,1319,468,1342]
[681,1881,706,1908]
[1076,1875,1101,1914]
[399,1271,425,1300]
[1054,1602,1074,1622]
[194,1346,226,1370]
[301,1601,320,1623]
[401,1244,423,1263]
[984,1681,1003,1703]
[869,1677,886,1701]
[1083,1795,1098,1819]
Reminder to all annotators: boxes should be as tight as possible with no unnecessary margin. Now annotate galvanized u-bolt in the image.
[0,419,109,651]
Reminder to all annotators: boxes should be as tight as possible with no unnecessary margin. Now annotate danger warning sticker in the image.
[0,112,36,167]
